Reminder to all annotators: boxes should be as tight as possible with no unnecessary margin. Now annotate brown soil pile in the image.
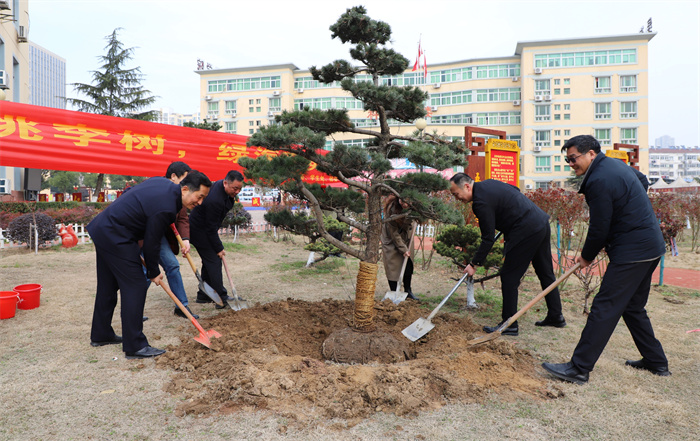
[157,298,555,421]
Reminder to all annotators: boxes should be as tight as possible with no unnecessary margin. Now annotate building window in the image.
[554,114,561,120]
[249,107,254,112]
[535,130,551,148]
[595,128,611,146]
[535,79,550,96]
[535,156,552,173]
[564,104,570,110]
[554,104,561,111]
[620,101,637,119]
[621,128,637,144]
[249,129,254,134]
[224,121,237,133]
[564,88,571,94]
[554,139,561,146]
[249,99,254,105]
[256,106,262,112]
[554,165,561,171]
[535,105,551,121]
[564,78,570,84]
[534,49,636,68]
[207,101,219,118]
[256,99,261,105]
[268,97,281,112]
[554,88,561,95]
[564,114,571,120]
[564,130,571,136]
[595,102,611,120]
[225,100,237,115]
[620,75,637,93]
[554,130,561,136]
[249,121,254,126]
[554,79,560,85]
[594,76,611,94]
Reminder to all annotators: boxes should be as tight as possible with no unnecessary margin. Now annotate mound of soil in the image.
[156,298,554,421]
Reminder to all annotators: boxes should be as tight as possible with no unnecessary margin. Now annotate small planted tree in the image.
[7,212,57,248]
[240,6,466,363]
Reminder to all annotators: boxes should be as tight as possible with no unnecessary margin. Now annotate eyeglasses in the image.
[564,153,583,164]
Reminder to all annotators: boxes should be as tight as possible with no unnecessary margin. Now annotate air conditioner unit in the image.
[231,111,237,117]
[430,106,438,112]
[0,70,8,89]
[0,178,10,194]
[512,76,520,82]
[525,184,534,190]
[205,95,212,101]
[18,25,28,43]
[272,91,280,96]
[0,1,10,10]
[297,88,304,93]
[534,68,543,74]
[533,145,542,152]
[268,111,275,117]
[544,95,552,101]
[433,83,441,89]
[534,95,543,102]
[513,100,521,106]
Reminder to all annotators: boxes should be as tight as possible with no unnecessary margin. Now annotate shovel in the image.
[382,222,416,304]
[169,224,223,307]
[467,262,581,347]
[402,271,471,342]
[141,257,221,348]
[221,256,249,311]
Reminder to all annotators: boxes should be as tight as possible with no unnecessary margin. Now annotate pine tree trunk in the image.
[352,189,383,332]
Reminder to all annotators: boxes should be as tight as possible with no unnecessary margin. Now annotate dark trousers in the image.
[388,258,413,293]
[572,258,667,373]
[90,247,149,353]
[193,245,227,297]
[500,224,562,326]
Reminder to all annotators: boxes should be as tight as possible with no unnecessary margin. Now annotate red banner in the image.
[0,101,340,185]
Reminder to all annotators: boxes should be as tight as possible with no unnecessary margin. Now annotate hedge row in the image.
[0,202,109,229]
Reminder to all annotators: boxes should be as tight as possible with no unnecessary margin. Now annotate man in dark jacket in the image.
[88,171,211,359]
[449,173,566,336]
[543,135,669,384]
[190,170,244,307]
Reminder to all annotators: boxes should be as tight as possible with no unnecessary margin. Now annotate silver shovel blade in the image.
[382,290,408,304]
[402,317,435,342]
[201,280,224,306]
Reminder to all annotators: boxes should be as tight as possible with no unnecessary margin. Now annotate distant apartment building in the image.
[156,107,202,126]
[28,41,66,108]
[649,147,700,181]
[196,32,654,190]
[654,135,675,149]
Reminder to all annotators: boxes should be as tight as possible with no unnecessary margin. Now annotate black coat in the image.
[189,179,235,254]
[87,177,182,279]
[579,154,665,263]
[470,179,550,265]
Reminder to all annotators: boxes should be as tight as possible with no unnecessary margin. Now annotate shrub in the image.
[221,203,252,229]
[7,212,58,248]
[434,224,504,270]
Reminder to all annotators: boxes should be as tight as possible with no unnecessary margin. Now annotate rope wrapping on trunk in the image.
[353,261,378,332]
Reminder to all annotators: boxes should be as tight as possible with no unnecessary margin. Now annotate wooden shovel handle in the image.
[395,222,417,291]
[170,223,198,274]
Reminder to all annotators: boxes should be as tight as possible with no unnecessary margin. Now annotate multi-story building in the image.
[196,32,655,190]
[156,107,202,126]
[28,41,65,109]
[654,135,675,149]
[649,147,700,181]
[0,0,30,200]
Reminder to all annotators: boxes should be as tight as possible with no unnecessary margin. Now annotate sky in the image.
[28,0,700,146]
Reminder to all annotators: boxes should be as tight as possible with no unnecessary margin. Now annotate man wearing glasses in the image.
[542,135,669,384]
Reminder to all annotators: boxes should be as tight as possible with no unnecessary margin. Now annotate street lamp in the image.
[414,118,427,132]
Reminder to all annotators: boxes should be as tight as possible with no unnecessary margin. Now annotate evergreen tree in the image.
[66,28,158,198]
[241,6,467,332]
[183,119,222,131]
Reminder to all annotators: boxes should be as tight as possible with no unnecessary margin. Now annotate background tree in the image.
[65,28,158,199]
[240,6,467,346]
[183,119,222,131]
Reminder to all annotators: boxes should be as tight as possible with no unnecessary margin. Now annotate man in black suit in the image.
[88,171,211,359]
[542,135,670,384]
[190,170,244,307]
[449,173,566,336]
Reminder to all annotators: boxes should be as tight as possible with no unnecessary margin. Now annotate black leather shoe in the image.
[125,346,166,359]
[625,359,671,376]
[483,323,519,336]
[174,306,199,319]
[195,292,214,304]
[535,314,567,328]
[542,361,589,385]
[406,291,419,301]
[215,300,230,310]
[90,335,122,347]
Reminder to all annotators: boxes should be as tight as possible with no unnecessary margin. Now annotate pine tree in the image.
[66,28,158,198]
[241,6,467,335]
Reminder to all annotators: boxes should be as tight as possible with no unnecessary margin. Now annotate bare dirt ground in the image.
[1,232,699,440]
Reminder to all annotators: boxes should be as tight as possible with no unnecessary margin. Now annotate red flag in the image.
[412,39,428,79]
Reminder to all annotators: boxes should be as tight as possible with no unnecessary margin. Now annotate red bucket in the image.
[0,291,20,319]
[14,284,42,310]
